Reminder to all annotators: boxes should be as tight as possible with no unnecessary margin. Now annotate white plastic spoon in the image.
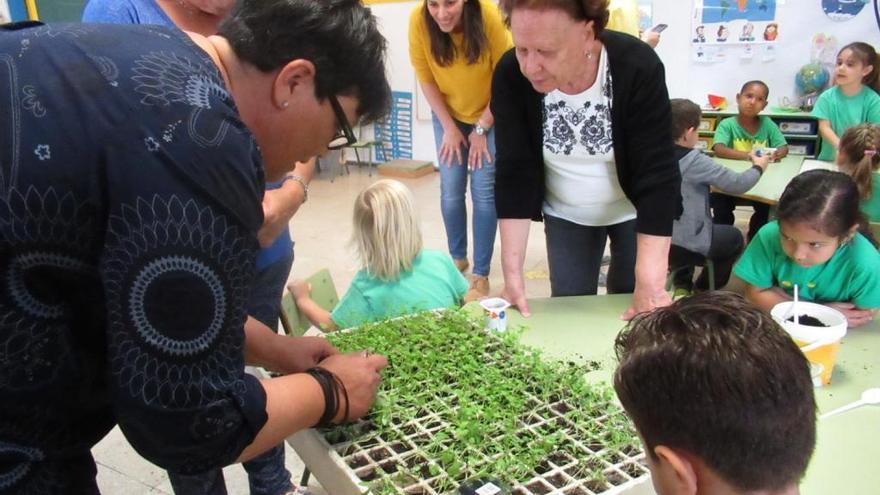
[793,284,800,327]
[820,388,880,420]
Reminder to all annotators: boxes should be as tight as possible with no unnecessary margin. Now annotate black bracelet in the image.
[305,367,349,428]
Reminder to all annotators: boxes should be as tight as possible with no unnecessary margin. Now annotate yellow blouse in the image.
[607,0,640,38]
[408,0,512,124]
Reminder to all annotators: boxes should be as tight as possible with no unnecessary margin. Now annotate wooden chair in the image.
[279,268,340,336]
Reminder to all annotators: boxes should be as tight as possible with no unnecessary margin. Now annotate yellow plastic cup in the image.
[771,301,847,386]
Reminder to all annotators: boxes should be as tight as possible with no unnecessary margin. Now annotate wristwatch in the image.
[474,122,491,136]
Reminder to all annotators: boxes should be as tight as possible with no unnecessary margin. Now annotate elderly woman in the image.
[491,0,680,318]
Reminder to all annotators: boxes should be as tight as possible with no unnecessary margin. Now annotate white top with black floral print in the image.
[541,48,636,227]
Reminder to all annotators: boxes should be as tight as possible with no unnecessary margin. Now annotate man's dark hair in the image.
[740,80,770,99]
[669,98,701,141]
[614,292,816,492]
[425,0,487,66]
[218,0,391,123]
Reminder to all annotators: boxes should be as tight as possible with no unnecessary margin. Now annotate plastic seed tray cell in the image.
[303,310,651,495]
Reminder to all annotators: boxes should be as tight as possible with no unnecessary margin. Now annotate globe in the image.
[795,63,830,95]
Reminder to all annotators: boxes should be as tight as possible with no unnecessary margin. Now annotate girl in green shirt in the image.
[838,123,880,222]
[812,42,880,161]
[734,170,880,328]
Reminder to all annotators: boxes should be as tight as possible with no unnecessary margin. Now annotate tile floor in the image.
[94,161,744,494]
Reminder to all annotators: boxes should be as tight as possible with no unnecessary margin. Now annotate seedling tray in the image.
[290,310,652,495]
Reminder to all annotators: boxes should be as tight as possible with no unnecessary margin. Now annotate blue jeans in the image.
[431,114,497,277]
[168,253,294,495]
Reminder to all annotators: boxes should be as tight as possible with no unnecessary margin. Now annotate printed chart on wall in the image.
[692,0,779,64]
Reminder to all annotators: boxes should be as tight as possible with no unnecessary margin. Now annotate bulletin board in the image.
[660,0,880,107]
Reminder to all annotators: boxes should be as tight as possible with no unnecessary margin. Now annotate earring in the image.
[282,101,289,108]
[586,51,594,60]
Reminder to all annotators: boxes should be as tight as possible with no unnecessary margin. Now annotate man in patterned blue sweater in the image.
[0,1,390,493]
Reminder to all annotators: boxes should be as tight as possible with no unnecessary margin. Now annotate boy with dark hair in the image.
[614,291,817,495]
[712,80,789,240]
[668,99,769,296]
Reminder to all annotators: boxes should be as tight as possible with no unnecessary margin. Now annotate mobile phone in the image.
[650,23,668,33]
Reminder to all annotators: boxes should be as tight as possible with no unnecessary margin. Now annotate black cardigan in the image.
[490,30,681,236]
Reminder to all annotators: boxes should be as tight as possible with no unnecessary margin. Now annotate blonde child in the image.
[734,170,880,327]
[813,42,880,162]
[711,80,787,240]
[837,123,880,222]
[290,180,469,331]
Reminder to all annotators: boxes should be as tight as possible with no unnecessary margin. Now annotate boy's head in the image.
[614,292,816,495]
[736,80,770,118]
[670,98,702,146]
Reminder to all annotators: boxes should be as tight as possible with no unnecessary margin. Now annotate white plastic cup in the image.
[770,301,847,386]
[480,297,511,332]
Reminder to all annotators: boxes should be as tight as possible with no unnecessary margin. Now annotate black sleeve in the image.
[491,49,544,220]
[621,53,681,236]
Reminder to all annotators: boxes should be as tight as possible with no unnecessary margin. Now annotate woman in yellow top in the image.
[409,0,512,300]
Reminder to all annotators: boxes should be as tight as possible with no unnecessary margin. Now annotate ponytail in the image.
[838,124,880,200]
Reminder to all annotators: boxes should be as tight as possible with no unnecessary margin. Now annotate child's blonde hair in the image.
[838,123,880,201]
[352,179,422,281]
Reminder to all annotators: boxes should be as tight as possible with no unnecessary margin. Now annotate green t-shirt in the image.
[713,115,787,153]
[812,86,880,161]
[330,249,469,329]
[734,221,880,308]
[862,173,880,223]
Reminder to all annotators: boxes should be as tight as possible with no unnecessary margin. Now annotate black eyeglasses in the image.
[328,95,357,150]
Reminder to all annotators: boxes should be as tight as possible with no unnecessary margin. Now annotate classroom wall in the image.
[370,0,880,164]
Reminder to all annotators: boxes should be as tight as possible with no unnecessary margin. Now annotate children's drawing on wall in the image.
[740,22,756,41]
[694,0,779,45]
[693,45,726,63]
[821,0,870,21]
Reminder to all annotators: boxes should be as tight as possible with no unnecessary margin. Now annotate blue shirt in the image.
[82,0,295,270]
[0,23,268,492]
[82,0,174,25]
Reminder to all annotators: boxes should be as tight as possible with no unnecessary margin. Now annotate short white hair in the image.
[351,179,422,281]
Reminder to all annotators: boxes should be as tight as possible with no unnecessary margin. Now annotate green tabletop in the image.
[715,155,805,205]
[499,295,880,494]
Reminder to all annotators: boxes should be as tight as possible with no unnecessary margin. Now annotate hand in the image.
[289,279,311,301]
[825,302,876,328]
[439,126,467,167]
[500,281,530,317]
[258,187,304,247]
[622,284,672,321]
[318,351,388,423]
[641,30,661,48]
[467,131,492,170]
[748,151,770,171]
[271,336,338,374]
